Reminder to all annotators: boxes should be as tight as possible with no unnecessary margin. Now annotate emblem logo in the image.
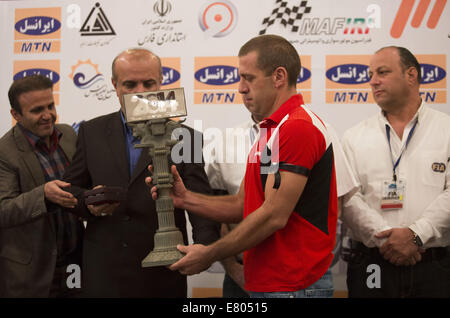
[68,59,115,101]
[154,0,172,17]
[431,162,446,173]
[80,2,116,36]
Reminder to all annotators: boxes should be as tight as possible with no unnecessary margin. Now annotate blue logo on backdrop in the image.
[195,65,239,85]
[421,64,446,84]
[162,66,180,86]
[326,64,370,84]
[15,16,61,35]
[297,67,312,83]
[13,68,60,84]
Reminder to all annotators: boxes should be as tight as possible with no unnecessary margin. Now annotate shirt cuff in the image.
[409,220,433,247]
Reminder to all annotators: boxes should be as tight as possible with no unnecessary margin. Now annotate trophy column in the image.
[133,118,184,267]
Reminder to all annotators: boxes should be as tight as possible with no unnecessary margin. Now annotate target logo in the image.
[198,0,238,38]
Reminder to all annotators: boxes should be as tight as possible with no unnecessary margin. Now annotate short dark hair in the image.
[238,34,301,87]
[378,46,421,84]
[8,75,53,114]
[397,47,421,84]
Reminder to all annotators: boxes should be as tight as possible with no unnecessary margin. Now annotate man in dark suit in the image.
[63,48,219,297]
[0,75,84,297]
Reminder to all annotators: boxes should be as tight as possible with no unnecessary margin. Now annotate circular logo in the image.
[198,0,238,38]
[69,60,103,89]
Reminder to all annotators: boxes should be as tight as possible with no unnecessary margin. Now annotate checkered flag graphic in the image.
[259,0,312,35]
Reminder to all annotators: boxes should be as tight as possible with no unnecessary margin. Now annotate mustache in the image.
[39,114,57,124]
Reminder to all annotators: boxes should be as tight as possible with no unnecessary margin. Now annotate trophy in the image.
[123,88,187,267]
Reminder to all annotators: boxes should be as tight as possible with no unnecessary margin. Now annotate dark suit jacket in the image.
[63,111,219,297]
[0,124,83,297]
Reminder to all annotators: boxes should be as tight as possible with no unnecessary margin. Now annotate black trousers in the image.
[222,273,249,298]
[346,240,450,298]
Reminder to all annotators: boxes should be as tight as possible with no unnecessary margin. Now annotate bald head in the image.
[111,48,162,83]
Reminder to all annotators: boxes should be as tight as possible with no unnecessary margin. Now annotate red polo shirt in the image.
[243,94,337,292]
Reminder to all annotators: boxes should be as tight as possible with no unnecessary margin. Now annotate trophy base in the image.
[142,228,184,267]
[141,248,184,267]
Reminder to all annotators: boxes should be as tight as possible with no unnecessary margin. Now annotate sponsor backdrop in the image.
[1,0,448,297]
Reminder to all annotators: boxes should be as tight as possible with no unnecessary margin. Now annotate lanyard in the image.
[385,118,418,182]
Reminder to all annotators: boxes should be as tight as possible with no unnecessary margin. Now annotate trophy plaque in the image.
[123,88,187,267]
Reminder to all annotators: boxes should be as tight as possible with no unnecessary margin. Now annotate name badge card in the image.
[381,179,405,211]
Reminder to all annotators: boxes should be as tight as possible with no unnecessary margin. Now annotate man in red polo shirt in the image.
[146,34,338,297]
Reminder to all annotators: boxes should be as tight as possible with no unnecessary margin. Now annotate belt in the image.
[349,239,449,263]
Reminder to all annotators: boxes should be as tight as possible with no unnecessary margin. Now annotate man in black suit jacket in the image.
[63,48,219,297]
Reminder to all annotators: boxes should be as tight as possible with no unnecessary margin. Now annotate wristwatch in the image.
[411,230,423,247]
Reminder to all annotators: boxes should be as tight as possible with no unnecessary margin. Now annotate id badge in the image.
[381,179,405,210]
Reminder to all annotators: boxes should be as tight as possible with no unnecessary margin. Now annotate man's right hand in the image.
[145,165,187,209]
[44,180,78,208]
[376,228,424,266]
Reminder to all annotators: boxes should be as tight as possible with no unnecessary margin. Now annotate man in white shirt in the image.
[205,118,257,297]
[341,46,450,297]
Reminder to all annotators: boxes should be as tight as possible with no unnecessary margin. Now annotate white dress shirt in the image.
[325,123,358,198]
[342,102,450,248]
[204,119,257,272]
[205,119,258,196]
